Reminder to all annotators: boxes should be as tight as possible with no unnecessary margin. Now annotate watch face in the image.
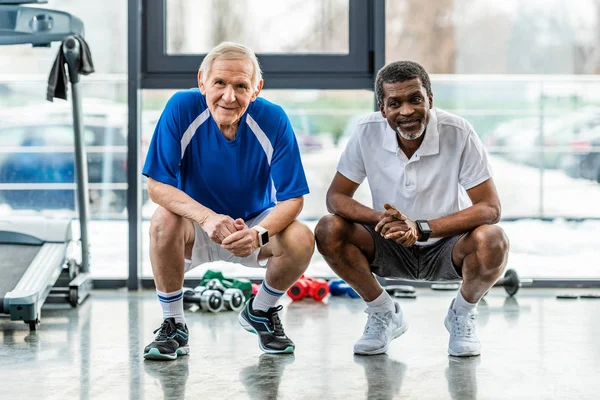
[260,231,269,245]
[420,221,431,231]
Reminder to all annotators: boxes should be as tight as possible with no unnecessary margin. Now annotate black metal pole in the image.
[127,0,142,290]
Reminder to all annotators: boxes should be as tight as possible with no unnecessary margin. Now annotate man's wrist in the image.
[198,210,215,227]
[252,225,269,247]
[415,220,432,242]
[252,229,260,250]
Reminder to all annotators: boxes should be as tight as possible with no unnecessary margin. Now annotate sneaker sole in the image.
[238,313,295,354]
[143,345,190,361]
[353,321,409,356]
[448,348,481,357]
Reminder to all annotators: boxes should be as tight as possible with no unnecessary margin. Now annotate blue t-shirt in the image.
[142,89,309,220]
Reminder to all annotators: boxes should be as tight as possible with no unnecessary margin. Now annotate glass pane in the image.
[385,0,600,74]
[141,89,374,279]
[166,0,349,55]
[0,79,128,279]
[431,76,600,279]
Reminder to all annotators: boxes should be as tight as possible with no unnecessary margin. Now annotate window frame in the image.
[141,0,385,89]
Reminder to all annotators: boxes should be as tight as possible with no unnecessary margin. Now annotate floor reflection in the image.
[239,353,295,400]
[144,357,190,400]
[354,354,407,400]
[446,356,481,400]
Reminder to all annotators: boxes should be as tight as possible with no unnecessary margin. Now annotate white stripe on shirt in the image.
[181,109,210,159]
[246,115,273,165]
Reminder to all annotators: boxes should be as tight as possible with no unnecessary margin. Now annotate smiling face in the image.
[379,78,433,141]
[198,57,263,135]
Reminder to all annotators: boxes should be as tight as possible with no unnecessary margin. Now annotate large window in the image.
[1,0,598,284]
[385,0,600,75]
[166,0,349,55]
[0,0,129,279]
[385,0,600,281]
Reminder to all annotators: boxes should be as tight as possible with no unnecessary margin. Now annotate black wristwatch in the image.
[416,220,432,242]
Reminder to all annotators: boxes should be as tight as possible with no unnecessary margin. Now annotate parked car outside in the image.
[0,99,150,216]
[560,125,600,183]
[486,107,600,169]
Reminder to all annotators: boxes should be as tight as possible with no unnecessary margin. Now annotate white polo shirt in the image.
[337,107,493,245]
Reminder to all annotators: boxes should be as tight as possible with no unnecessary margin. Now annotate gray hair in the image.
[375,61,432,106]
[199,42,263,90]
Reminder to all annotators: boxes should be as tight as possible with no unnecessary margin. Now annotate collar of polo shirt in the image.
[381,108,440,157]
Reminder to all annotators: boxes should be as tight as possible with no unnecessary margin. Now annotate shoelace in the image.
[363,310,392,336]
[266,305,286,337]
[451,312,477,339]
[153,319,177,341]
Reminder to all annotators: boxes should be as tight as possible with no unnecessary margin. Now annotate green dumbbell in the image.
[201,270,252,298]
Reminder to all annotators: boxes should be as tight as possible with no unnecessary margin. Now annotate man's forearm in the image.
[327,193,382,225]
[429,202,500,239]
[148,179,215,225]
[257,197,304,236]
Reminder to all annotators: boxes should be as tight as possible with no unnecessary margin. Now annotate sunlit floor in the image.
[1,288,599,400]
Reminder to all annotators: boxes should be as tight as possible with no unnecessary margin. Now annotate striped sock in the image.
[157,288,185,325]
[252,281,285,312]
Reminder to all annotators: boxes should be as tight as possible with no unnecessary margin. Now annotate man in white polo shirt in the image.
[315,61,509,357]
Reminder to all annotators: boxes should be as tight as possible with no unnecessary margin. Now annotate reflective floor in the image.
[1,288,599,400]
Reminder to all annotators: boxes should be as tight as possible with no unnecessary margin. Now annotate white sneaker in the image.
[354,302,408,355]
[444,299,481,357]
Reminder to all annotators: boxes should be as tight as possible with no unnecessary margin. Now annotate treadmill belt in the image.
[0,244,42,296]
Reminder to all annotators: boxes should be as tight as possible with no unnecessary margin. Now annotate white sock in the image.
[253,281,285,312]
[366,290,395,311]
[157,288,185,325]
[453,288,477,314]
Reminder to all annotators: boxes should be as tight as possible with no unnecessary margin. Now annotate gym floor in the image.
[1,288,599,400]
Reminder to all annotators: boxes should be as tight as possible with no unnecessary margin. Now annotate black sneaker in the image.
[238,297,295,354]
[144,317,190,361]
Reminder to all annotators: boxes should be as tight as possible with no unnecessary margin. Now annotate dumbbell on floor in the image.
[183,284,244,312]
[182,287,223,312]
[288,276,329,301]
[222,288,245,311]
[200,289,224,312]
[329,280,360,298]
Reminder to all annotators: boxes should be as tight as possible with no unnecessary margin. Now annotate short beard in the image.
[396,121,426,141]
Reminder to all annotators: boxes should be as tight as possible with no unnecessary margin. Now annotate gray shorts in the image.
[185,208,272,273]
[363,225,463,281]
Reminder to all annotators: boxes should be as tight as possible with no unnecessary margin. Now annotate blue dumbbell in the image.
[329,280,360,298]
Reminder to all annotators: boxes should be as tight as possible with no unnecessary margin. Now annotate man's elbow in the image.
[489,203,501,224]
[147,179,160,203]
[325,192,336,214]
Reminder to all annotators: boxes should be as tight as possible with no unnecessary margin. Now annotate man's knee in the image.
[471,225,509,270]
[278,221,315,262]
[314,214,349,253]
[150,207,184,244]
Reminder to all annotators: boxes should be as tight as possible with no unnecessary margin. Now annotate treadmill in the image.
[0,0,92,330]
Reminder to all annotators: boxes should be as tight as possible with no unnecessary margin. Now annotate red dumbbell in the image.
[252,283,261,295]
[287,275,329,301]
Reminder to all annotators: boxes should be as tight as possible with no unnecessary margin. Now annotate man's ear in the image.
[428,93,434,109]
[251,80,264,101]
[198,70,206,94]
[379,102,386,118]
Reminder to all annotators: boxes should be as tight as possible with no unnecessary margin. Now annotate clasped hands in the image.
[201,214,260,258]
[374,203,420,247]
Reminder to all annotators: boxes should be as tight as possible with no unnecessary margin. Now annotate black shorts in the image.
[363,224,464,281]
